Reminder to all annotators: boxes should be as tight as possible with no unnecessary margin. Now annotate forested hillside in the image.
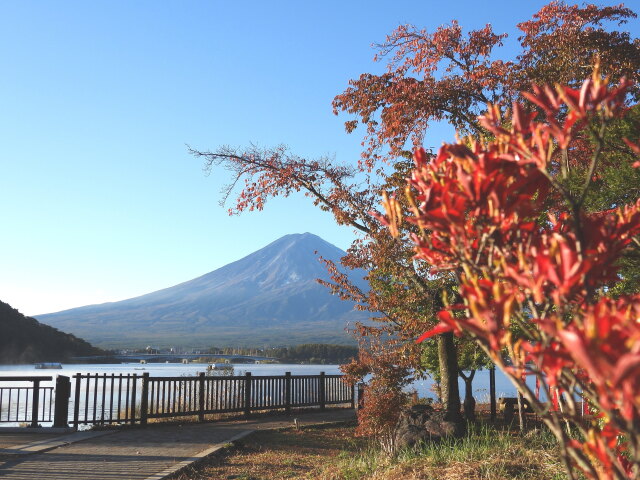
[0,300,104,363]
[270,344,358,364]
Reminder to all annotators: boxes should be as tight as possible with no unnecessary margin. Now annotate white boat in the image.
[207,363,232,370]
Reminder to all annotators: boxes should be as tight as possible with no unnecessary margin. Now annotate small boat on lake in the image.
[35,362,62,369]
[207,363,232,371]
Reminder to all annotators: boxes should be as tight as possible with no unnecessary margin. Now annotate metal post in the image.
[284,372,291,414]
[140,373,149,425]
[53,375,71,428]
[319,372,326,411]
[490,366,497,421]
[73,374,81,430]
[130,374,138,425]
[244,372,252,417]
[198,372,205,422]
[350,383,355,410]
[357,383,365,410]
[30,380,41,427]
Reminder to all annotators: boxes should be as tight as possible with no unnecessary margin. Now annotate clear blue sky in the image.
[1,1,636,316]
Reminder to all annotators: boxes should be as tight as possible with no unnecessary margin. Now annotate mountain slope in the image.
[35,233,369,348]
[0,300,105,363]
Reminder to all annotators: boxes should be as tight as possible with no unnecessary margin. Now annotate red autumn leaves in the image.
[379,74,640,479]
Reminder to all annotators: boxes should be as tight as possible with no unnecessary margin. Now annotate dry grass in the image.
[172,421,566,480]
[365,434,565,479]
[173,422,365,480]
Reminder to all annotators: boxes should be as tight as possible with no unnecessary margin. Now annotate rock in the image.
[394,404,465,450]
[395,423,429,449]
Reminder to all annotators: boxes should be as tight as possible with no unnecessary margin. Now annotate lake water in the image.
[0,362,528,401]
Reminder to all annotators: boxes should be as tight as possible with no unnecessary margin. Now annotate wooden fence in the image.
[70,371,354,428]
[0,376,55,427]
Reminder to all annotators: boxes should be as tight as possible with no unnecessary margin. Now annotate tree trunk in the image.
[437,332,461,422]
[517,391,525,432]
[489,366,496,421]
[459,369,476,421]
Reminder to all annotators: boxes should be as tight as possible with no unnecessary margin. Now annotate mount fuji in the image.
[35,233,369,348]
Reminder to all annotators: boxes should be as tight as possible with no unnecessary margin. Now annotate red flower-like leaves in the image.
[382,74,640,479]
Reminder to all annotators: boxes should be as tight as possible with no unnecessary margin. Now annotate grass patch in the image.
[172,421,565,480]
[341,424,566,480]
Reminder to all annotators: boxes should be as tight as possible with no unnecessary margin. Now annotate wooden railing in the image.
[72,373,142,426]
[0,376,54,427]
[71,371,354,428]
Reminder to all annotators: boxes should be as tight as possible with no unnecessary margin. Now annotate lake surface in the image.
[0,362,528,401]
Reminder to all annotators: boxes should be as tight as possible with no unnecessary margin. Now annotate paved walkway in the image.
[0,409,356,480]
[0,432,67,450]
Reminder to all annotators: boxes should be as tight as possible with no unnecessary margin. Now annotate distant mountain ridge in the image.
[0,300,104,363]
[36,233,369,348]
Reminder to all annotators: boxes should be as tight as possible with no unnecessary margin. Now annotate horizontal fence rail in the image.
[0,376,54,427]
[70,371,354,428]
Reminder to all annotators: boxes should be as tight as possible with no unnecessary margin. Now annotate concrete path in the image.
[0,408,356,480]
[0,432,69,450]
[0,430,109,456]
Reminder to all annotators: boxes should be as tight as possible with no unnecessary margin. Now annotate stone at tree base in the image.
[394,404,466,450]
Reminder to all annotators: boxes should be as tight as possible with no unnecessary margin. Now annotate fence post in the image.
[53,375,71,428]
[285,372,291,414]
[350,383,355,410]
[244,372,252,417]
[140,373,149,426]
[357,383,365,410]
[198,372,205,422]
[130,374,138,425]
[73,374,81,430]
[489,366,497,421]
[319,372,326,411]
[30,379,41,427]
